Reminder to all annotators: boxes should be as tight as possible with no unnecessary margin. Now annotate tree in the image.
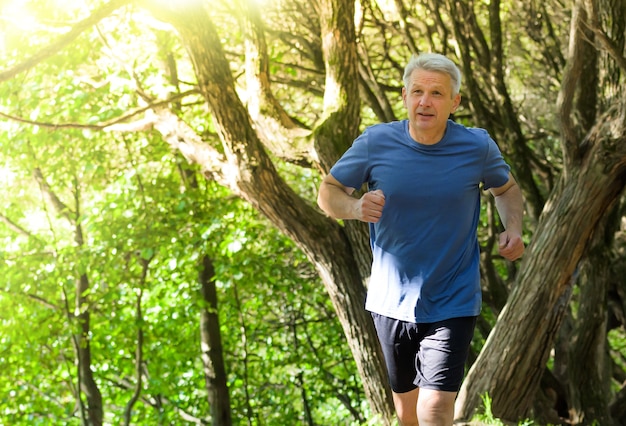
[3,0,626,424]
[455,0,626,422]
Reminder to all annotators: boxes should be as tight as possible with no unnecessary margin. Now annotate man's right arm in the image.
[317,174,385,223]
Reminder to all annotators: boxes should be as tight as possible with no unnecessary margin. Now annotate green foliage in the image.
[472,394,537,426]
[0,4,363,415]
[608,327,626,393]
[2,0,623,424]
[0,124,363,424]
[208,202,365,424]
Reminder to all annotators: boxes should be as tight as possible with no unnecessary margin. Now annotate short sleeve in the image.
[482,137,510,190]
[329,130,372,190]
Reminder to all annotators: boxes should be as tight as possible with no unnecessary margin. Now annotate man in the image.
[317,53,524,425]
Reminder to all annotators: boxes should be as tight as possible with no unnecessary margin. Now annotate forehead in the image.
[406,69,452,91]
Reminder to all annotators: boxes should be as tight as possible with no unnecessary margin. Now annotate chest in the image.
[367,143,484,209]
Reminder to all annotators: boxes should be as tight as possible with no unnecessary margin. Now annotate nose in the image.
[419,95,430,107]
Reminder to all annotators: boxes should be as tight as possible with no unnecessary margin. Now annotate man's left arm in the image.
[490,173,525,261]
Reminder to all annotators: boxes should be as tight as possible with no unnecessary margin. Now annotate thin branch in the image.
[0,288,58,309]
[0,213,35,238]
[582,4,626,74]
[106,376,210,425]
[95,23,154,102]
[0,90,199,131]
[27,293,59,310]
[33,168,73,223]
[556,0,587,168]
[0,0,132,83]
[123,257,149,425]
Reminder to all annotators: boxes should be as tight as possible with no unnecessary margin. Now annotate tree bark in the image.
[76,273,104,426]
[34,167,104,425]
[455,103,626,422]
[562,215,616,425]
[199,255,233,426]
[140,0,395,422]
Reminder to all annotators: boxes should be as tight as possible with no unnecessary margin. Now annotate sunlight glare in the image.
[0,0,39,32]
[248,0,272,7]
[373,0,398,19]
[0,162,16,188]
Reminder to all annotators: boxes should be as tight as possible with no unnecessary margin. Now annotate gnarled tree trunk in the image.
[139,0,395,422]
[455,101,626,422]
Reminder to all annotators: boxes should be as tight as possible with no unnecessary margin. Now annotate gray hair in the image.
[402,53,462,96]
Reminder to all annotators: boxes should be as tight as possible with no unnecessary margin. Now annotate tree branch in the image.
[33,168,73,223]
[0,90,198,131]
[0,0,132,83]
[145,108,233,187]
[557,0,590,169]
[239,0,315,166]
[123,257,149,425]
[0,213,34,238]
[0,288,58,310]
[106,376,210,425]
[583,1,626,74]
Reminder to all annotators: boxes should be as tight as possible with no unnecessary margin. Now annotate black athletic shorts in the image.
[371,313,477,393]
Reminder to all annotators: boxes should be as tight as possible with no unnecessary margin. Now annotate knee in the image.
[396,405,418,426]
[417,390,455,425]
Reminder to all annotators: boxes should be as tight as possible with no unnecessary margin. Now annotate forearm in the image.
[317,180,359,220]
[494,183,524,235]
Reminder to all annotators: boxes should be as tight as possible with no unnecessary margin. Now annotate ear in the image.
[402,87,407,107]
[452,93,461,112]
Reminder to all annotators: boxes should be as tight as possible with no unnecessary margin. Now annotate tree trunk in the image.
[455,105,626,422]
[565,250,613,425]
[556,207,621,425]
[199,255,233,426]
[34,167,104,425]
[76,273,104,426]
[140,1,395,422]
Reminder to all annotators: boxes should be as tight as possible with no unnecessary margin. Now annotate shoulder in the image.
[359,121,407,148]
[445,120,498,154]
[447,120,490,142]
[364,120,406,135]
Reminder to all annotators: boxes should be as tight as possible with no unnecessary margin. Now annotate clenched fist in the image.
[356,189,385,223]
[498,231,525,261]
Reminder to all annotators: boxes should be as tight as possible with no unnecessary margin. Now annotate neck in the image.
[409,125,445,145]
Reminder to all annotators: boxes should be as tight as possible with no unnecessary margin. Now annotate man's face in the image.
[402,69,461,143]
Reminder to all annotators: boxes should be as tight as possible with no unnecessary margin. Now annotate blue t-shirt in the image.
[329,119,510,323]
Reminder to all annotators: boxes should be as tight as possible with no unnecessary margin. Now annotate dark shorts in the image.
[372,313,477,393]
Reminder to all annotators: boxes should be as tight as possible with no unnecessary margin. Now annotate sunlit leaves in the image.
[1,95,360,426]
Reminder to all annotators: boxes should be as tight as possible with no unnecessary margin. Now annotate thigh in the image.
[415,316,477,392]
[371,313,423,393]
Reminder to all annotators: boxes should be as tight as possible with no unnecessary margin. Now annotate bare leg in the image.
[416,389,457,426]
[393,388,419,426]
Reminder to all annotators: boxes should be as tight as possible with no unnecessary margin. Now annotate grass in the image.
[468,393,536,426]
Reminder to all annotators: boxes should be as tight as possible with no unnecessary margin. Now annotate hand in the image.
[356,189,385,223]
[498,231,525,261]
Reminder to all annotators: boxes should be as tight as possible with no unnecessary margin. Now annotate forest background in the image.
[2,0,626,425]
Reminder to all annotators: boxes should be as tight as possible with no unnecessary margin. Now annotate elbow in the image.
[317,186,330,215]
[316,193,325,213]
